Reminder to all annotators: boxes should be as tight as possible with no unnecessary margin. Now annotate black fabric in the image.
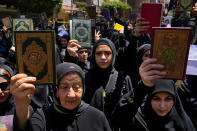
[136,44,151,68]
[0,64,14,81]
[177,77,197,130]
[133,79,196,131]
[0,64,15,128]
[84,38,133,128]
[0,96,15,116]
[111,81,150,130]
[28,103,111,131]
[30,85,49,109]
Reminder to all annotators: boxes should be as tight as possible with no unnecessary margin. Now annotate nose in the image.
[101,53,106,59]
[160,100,165,108]
[0,89,4,96]
[67,87,75,98]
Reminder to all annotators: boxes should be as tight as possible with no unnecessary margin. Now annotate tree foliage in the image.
[75,2,88,11]
[101,1,132,10]
[1,0,62,16]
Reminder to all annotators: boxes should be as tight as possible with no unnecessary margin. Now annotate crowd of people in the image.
[0,1,197,131]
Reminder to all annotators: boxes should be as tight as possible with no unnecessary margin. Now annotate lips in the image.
[0,95,5,100]
[99,62,108,65]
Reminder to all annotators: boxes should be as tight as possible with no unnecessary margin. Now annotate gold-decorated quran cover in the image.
[15,31,57,85]
[151,27,192,80]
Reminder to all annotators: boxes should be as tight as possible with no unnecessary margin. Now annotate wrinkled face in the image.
[59,73,83,110]
[78,49,88,63]
[142,50,150,62]
[0,77,9,103]
[95,44,113,69]
[151,92,174,116]
[60,38,68,48]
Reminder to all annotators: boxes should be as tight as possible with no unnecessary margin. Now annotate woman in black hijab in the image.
[115,79,196,131]
[132,79,196,131]
[136,44,151,82]
[12,62,111,131]
[0,64,15,116]
[0,64,15,131]
[83,38,133,127]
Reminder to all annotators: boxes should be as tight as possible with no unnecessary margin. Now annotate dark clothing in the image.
[64,50,90,73]
[0,31,11,59]
[83,38,133,128]
[56,46,64,64]
[177,77,197,130]
[108,30,130,74]
[136,44,151,83]
[112,79,196,131]
[0,96,15,116]
[17,103,111,131]
[31,85,49,109]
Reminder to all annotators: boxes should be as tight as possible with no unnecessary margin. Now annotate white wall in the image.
[62,0,71,6]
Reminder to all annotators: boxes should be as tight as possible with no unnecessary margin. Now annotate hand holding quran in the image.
[150,27,192,80]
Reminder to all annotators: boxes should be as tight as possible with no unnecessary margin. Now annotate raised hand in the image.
[139,58,166,87]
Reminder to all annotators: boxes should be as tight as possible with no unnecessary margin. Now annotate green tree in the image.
[2,0,62,16]
[75,2,88,11]
[101,1,132,16]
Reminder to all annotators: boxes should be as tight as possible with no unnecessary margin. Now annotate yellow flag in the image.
[114,23,124,31]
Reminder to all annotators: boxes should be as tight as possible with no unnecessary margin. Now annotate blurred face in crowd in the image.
[151,92,174,116]
[60,37,68,48]
[142,50,150,61]
[58,73,83,110]
[78,49,88,63]
[0,77,10,103]
[95,44,113,69]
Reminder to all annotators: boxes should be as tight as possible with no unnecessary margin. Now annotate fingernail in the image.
[31,77,36,80]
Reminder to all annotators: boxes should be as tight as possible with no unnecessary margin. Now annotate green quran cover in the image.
[70,18,92,48]
[15,31,57,85]
[151,27,192,80]
[12,18,34,31]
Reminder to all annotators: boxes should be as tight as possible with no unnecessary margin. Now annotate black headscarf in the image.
[0,64,15,116]
[53,62,85,114]
[0,64,14,81]
[136,79,196,131]
[91,38,116,75]
[84,38,117,107]
[136,44,151,68]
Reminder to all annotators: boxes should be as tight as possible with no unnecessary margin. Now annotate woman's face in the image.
[151,92,174,116]
[58,73,83,110]
[0,77,9,103]
[142,50,150,62]
[95,44,113,69]
[60,38,68,48]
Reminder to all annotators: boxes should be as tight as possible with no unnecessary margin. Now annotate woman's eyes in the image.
[96,51,112,56]
[152,97,160,101]
[165,96,173,101]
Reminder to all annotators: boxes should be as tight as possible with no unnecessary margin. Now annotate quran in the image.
[12,18,33,31]
[70,18,92,48]
[151,27,192,80]
[15,31,57,85]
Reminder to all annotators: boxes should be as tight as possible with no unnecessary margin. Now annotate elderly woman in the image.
[11,62,111,131]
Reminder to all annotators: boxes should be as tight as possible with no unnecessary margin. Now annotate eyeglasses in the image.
[0,82,9,91]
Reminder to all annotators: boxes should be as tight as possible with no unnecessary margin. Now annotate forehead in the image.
[153,92,173,97]
[0,77,7,83]
[59,73,82,84]
[79,48,88,51]
[96,44,112,51]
